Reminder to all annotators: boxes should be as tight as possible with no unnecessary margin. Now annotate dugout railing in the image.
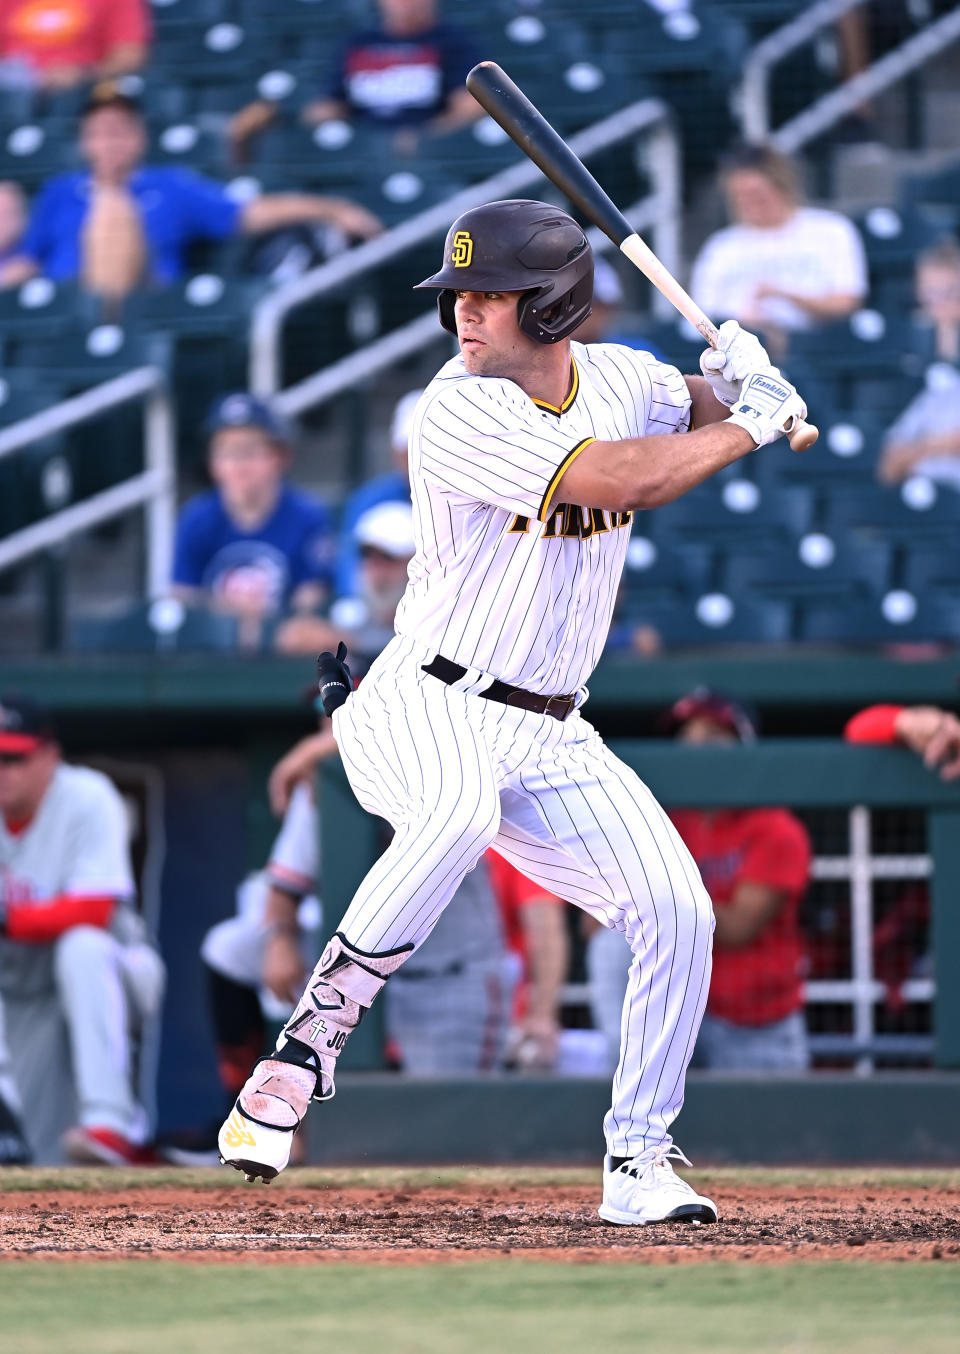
[318,738,960,1074]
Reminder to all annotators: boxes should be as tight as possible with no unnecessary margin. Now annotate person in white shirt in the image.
[217,197,807,1226]
[690,143,867,355]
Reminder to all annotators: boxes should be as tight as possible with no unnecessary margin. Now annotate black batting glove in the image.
[316,642,353,715]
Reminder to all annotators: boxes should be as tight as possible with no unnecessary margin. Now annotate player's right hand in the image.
[727,367,807,448]
[699,320,772,407]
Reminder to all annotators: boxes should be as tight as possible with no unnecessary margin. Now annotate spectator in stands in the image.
[878,241,960,488]
[689,143,867,356]
[0,694,165,1165]
[336,389,418,598]
[0,0,149,92]
[0,180,25,268]
[0,86,382,301]
[274,500,413,664]
[229,0,481,160]
[585,688,812,1072]
[171,393,335,651]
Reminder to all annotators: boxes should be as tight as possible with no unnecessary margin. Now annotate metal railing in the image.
[738,0,960,152]
[0,367,176,596]
[250,97,679,399]
[737,0,868,143]
[772,4,960,155]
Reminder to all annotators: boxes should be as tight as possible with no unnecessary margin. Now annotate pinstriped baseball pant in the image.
[332,635,714,1158]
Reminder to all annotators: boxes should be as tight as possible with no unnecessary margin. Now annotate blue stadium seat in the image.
[723,534,892,602]
[250,120,392,193]
[0,120,76,189]
[798,592,960,646]
[900,542,960,598]
[854,202,953,312]
[69,601,240,653]
[0,281,98,344]
[632,592,792,647]
[619,533,713,608]
[819,478,960,545]
[649,479,814,545]
[770,405,886,487]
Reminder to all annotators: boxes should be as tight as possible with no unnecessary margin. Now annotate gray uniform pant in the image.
[0,925,164,1163]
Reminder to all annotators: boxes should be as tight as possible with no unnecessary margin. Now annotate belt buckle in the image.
[544,693,574,721]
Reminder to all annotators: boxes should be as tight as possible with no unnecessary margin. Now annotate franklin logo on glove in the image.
[316,643,353,716]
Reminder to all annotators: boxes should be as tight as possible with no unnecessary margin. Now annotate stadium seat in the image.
[149,121,227,175]
[0,120,77,189]
[900,542,960,598]
[620,533,713,605]
[0,281,99,344]
[69,600,240,653]
[250,120,393,193]
[854,202,953,313]
[770,405,886,487]
[650,478,815,546]
[798,592,960,646]
[631,592,792,646]
[818,477,960,544]
[723,534,892,602]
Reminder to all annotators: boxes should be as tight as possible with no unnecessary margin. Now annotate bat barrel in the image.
[466,62,635,247]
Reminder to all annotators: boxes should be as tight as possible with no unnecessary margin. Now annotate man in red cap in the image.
[586,688,813,1072]
[0,695,164,1164]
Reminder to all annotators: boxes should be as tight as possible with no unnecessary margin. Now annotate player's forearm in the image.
[603,420,756,512]
[773,289,863,321]
[263,885,300,936]
[521,902,569,1022]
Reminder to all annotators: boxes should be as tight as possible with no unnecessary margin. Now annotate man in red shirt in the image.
[586,688,812,1072]
[0,0,149,90]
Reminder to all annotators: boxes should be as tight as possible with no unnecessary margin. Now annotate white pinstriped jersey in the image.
[394,340,691,695]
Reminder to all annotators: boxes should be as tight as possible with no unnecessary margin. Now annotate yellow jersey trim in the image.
[538,437,596,523]
[532,359,579,416]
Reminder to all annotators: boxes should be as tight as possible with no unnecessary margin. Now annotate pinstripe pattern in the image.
[333,635,714,1157]
[394,340,691,695]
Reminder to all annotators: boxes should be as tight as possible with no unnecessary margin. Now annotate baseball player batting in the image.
[220,198,807,1225]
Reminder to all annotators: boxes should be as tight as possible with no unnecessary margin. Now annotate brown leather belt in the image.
[421,654,577,722]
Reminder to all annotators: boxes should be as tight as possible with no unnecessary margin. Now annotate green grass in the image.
[0,1262,957,1354]
[1,1164,958,1193]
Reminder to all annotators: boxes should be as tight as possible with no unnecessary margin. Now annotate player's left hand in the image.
[699,320,772,407]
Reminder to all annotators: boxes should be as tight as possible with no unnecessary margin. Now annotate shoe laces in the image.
[618,1143,693,1179]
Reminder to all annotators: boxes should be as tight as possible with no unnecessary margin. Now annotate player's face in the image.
[454,290,543,379]
[723,170,793,229]
[209,428,286,505]
[360,545,412,624]
[0,743,57,818]
[677,716,738,747]
[80,108,147,180]
[916,262,960,324]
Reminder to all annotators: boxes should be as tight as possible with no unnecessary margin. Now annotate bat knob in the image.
[788,418,818,453]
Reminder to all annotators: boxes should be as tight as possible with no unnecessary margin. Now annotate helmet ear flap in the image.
[437,290,457,335]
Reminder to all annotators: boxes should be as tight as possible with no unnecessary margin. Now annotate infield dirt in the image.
[0,1170,958,1264]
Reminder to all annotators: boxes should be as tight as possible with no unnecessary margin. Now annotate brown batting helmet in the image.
[415,198,593,344]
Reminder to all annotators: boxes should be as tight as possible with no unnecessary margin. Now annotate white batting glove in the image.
[727,367,807,448]
[699,320,772,407]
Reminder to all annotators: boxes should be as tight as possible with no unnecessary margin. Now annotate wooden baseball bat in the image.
[465,61,818,452]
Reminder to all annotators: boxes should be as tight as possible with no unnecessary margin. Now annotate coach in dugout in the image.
[0,696,164,1165]
[586,688,812,1073]
[0,83,382,302]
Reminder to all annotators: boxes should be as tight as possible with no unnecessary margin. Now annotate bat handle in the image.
[694,317,818,452]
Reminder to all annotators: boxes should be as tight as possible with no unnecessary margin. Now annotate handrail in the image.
[0,366,176,596]
[275,196,661,420]
[772,4,960,154]
[737,0,869,143]
[250,97,678,397]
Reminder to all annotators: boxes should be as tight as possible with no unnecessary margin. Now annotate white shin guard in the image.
[277,932,413,1099]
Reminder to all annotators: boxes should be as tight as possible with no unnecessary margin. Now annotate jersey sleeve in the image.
[737,811,811,895]
[844,705,903,744]
[172,170,242,241]
[418,378,595,522]
[63,775,136,900]
[601,344,693,436]
[266,781,319,897]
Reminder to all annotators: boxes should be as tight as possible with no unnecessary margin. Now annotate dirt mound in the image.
[1,1180,958,1264]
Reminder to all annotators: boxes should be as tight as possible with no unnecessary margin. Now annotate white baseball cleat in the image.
[218,1058,316,1183]
[598,1144,718,1226]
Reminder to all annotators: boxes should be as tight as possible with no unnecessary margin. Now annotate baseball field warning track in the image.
[0,1168,958,1264]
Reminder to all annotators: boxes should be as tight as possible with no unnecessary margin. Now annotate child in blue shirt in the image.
[172,393,334,648]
